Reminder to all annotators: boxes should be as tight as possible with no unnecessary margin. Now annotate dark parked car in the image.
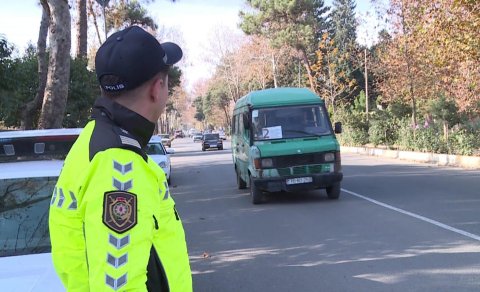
[202,133,223,151]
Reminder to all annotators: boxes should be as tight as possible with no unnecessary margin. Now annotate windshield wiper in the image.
[283,129,326,137]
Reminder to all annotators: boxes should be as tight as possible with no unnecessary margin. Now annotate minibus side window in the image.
[232,114,237,134]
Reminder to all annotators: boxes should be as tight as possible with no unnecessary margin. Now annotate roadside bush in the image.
[413,123,447,153]
[334,95,479,156]
[448,127,479,156]
[395,118,416,151]
[63,58,99,128]
[396,119,447,153]
[0,46,37,128]
[368,110,399,147]
[334,106,368,146]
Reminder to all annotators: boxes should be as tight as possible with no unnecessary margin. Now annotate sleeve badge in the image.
[103,191,137,233]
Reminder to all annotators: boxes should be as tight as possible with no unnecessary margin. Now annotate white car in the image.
[0,128,82,291]
[158,133,172,147]
[0,130,175,291]
[147,136,174,184]
[218,130,226,140]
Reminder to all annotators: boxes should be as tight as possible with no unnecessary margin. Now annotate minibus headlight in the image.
[251,146,261,169]
[324,153,335,162]
[261,158,273,168]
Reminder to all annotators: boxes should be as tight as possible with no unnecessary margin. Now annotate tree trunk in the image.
[88,0,103,44]
[221,105,231,131]
[75,0,87,58]
[21,0,50,130]
[299,48,316,92]
[38,0,71,129]
[399,2,417,130]
[443,121,448,141]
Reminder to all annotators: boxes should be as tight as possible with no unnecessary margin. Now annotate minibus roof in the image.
[235,88,324,110]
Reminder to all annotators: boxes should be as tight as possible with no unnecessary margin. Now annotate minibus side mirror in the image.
[334,122,342,134]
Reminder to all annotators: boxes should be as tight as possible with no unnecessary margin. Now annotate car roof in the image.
[0,128,83,139]
[149,136,162,143]
[0,129,82,180]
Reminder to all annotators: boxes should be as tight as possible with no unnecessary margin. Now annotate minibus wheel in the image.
[326,183,341,200]
[236,169,247,189]
[250,176,263,204]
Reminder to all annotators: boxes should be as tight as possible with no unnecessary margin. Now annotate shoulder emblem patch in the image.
[103,191,137,233]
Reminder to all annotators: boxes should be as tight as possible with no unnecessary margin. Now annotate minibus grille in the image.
[278,168,291,176]
[277,164,325,176]
[308,165,323,173]
[292,166,306,175]
[271,152,337,168]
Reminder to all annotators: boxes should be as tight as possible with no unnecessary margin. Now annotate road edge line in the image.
[342,188,480,242]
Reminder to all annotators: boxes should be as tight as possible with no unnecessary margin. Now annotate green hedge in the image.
[335,110,480,156]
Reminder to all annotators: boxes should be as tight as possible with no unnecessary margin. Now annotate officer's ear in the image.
[149,72,167,103]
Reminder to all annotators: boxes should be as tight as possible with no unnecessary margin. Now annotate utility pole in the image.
[364,48,369,121]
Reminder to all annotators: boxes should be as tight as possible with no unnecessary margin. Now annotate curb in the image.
[341,146,480,170]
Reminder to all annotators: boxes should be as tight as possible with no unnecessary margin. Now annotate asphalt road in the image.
[168,137,480,292]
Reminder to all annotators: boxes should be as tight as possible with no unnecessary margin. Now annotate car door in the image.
[235,112,251,184]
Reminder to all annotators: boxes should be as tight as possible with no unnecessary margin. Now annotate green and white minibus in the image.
[232,88,343,204]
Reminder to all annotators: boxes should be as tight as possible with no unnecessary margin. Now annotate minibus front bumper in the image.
[253,172,343,193]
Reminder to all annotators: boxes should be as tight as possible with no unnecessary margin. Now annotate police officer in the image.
[49,26,192,291]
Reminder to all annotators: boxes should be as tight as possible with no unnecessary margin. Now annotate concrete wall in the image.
[341,146,480,170]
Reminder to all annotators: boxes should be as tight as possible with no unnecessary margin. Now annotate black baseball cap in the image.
[95,26,183,92]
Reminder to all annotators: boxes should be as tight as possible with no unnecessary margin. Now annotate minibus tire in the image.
[250,176,262,204]
[236,169,247,189]
[326,183,341,200]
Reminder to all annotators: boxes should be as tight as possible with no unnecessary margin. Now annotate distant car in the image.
[218,130,226,140]
[174,130,184,138]
[188,128,197,137]
[147,136,174,184]
[202,133,223,151]
[193,133,203,142]
[158,133,172,147]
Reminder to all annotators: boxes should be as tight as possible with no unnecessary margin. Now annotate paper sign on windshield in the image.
[262,126,282,139]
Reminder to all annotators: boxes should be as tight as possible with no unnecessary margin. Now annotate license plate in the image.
[286,177,313,185]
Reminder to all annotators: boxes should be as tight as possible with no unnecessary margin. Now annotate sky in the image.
[0,0,384,91]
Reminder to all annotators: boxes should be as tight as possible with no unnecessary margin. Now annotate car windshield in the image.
[146,142,166,155]
[252,105,332,141]
[204,133,219,140]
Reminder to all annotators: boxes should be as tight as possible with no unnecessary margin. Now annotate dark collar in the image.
[92,96,155,148]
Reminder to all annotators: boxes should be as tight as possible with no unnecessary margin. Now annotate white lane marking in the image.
[342,188,480,242]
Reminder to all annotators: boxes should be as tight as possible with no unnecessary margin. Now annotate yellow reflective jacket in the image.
[49,97,192,291]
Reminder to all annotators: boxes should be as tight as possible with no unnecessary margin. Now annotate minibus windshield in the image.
[252,105,332,141]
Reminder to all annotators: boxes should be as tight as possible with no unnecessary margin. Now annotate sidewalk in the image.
[341,146,480,170]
